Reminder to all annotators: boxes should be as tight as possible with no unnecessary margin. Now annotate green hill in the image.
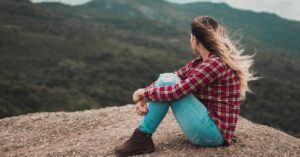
[0,0,299,137]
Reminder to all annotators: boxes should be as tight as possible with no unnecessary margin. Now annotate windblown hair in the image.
[191,16,259,100]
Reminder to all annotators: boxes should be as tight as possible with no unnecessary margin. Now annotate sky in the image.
[31,0,300,22]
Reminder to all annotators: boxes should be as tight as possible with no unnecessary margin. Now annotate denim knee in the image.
[155,73,181,86]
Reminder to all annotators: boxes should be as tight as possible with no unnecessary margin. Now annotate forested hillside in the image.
[0,0,299,137]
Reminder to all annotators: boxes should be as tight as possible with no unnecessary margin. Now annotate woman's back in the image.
[177,52,241,145]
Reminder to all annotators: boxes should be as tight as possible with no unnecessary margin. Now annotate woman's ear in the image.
[190,34,196,45]
[193,36,199,45]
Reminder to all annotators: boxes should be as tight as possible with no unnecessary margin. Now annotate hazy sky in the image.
[31,0,300,21]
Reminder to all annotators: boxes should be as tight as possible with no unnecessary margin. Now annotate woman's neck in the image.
[198,48,211,61]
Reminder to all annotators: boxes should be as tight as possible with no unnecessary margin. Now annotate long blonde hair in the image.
[191,16,260,100]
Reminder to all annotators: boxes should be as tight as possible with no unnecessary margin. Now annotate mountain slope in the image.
[0,0,192,113]
[78,0,300,54]
[182,2,300,54]
[0,0,299,138]
[0,105,299,156]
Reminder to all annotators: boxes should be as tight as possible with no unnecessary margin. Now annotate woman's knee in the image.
[155,73,181,86]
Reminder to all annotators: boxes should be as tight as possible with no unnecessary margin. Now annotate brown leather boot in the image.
[114,128,155,156]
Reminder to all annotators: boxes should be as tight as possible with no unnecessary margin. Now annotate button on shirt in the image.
[144,52,241,145]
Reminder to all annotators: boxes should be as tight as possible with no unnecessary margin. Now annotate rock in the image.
[0,104,299,157]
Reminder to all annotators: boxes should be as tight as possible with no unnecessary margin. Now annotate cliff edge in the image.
[0,104,299,157]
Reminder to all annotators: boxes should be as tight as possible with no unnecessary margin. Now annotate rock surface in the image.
[0,104,299,157]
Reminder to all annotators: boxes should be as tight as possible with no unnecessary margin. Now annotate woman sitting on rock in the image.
[114,15,258,156]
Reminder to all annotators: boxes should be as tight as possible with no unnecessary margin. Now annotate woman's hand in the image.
[135,98,148,116]
[132,88,145,104]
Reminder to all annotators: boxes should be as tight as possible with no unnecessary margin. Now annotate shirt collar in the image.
[195,51,215,62]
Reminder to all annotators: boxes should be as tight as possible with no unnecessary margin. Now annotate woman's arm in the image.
[144,57,226,102]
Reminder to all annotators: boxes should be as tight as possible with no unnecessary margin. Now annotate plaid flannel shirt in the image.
[144,52,241,145]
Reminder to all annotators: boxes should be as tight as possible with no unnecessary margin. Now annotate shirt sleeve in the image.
[146,80,157,89]
[144,58,226,102]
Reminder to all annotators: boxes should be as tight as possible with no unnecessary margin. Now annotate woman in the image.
[114,16,258,156]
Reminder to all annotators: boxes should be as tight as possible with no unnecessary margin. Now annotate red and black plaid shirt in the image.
[144,52,241,145]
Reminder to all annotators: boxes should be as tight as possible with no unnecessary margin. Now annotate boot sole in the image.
[115,149,155,157]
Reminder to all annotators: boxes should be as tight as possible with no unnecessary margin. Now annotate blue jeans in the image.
[138,73,224,147]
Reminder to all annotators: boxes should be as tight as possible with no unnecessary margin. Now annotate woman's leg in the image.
[115,74,178,156]
[163,73,224,147]
[171,93,224,147]
[138,101,169,134]
[138,73,175,134]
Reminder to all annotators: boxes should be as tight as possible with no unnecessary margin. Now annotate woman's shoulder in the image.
[189,53,227,71]
[203,53,227,68]
[208,53,238,77]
